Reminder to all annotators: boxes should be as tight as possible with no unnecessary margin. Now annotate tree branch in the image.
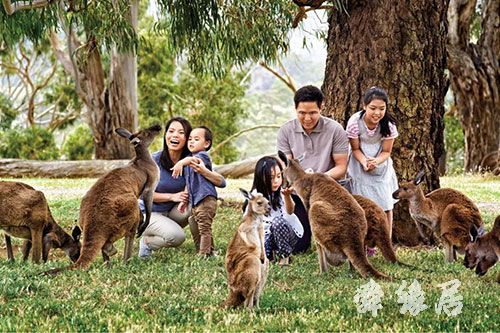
[210,124,281,156]
[259,61,297,92]
[2,0,52,15]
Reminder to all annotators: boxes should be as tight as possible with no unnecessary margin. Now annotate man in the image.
[277,85,349,252]
[277,85,349,177]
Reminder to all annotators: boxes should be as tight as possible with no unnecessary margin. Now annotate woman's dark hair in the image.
[360,86,396,137]
[160,117,192,170]
[294,85,324,109]
[251,156,283,211]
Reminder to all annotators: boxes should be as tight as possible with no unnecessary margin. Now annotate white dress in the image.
[347,111,399,211]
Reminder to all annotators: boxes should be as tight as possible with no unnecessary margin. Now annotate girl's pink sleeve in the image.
[346,117,359,139]
[383,122,399,140]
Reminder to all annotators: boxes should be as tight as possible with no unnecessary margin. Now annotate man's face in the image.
[296,101,321,133]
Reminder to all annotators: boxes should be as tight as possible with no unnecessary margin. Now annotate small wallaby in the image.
[45,125,161,274]
[278,151,389,280]
[224,189,270,309]
[464,215,500,283]
[0,181,81,263]
[392,170,484,263]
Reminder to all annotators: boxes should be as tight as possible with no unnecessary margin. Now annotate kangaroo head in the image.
[277,150,306,187]
[116,124,162,148]
[65,226,82,262]
[392,169,425,200]
[464,224,498,276]
[240,188,270,216]
[43,225,81,262]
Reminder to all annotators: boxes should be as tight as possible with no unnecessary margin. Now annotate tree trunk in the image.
[447,0,500,172]
[322,0,448,245]
[51,1,139,160]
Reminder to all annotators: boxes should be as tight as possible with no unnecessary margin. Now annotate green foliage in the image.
[0,126,60,160]
[156,0,295,76]
[0,93,17,130]
[0,176,498,331]
[62,124,94,160]
[1,1,136,52]
[137,31,249,164]
[444,113,465,175]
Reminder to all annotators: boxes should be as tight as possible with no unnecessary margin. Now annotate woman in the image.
[138,117,226,259]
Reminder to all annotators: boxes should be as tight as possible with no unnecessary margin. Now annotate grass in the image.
[0,175,499,332]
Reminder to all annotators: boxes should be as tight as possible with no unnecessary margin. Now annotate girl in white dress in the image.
[346,87,399,239]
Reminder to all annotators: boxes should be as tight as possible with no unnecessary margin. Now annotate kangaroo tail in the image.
[344,245,390,280]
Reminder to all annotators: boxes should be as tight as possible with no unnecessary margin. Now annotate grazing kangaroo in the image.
[464,215,500,283]
[392,170,484,263]
[278,151,388,280]
[46,125,161,274]
[224,189,270,309]
[0,181,81,263]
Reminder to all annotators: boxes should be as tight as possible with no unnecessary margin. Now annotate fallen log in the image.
[0,156,271,179]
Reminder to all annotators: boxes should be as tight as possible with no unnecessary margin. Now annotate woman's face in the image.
[270,165,283,192]
[165,121,187,152]
[363,98,386,127]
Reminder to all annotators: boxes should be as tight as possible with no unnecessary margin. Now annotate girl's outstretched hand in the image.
[171,163,183,178]
[282,186,294,197]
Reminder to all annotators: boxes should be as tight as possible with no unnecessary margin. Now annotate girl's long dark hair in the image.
[160,117,192,170]
[360,86,396,137]
[251,156,282,211]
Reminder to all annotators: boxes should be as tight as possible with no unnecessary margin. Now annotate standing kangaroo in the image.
[464,215,500,283]
[278,151,388,280]
[224,189,270,309]
[46,125,161,274]
[0,181,81,263]
[392,170,484,263]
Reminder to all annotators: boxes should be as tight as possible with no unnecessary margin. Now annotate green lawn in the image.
[0,175,499,332]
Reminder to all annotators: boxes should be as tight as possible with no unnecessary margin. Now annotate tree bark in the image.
[322,0,448,245]
[447,0,500,171]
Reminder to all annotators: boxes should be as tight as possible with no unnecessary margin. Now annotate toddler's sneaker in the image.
[138,238,152,259]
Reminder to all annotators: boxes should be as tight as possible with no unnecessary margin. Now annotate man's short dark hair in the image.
[294,85,324,108]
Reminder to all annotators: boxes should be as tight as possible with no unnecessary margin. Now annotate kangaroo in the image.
[464,215,500,283]
[45,125,161,274]
[278,151,388,280]
[224,189,270,309]
[0,181,81,263]
[392,170,484,263]
[353,194,398,263]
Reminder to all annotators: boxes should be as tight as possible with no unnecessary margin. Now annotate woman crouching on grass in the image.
[247,156,303,266]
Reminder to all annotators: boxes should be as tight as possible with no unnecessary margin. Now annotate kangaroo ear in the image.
[115,128,133,139]
[72,226,82,241]
[149,124,162,132]
[44,232,61,247]
[469,225,479,243]
[239,188,251,200]
[414,169,425,185]
[278,151,289,166]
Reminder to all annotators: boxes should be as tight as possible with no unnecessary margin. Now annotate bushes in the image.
[62,124,94,160]
[0,127,60,160]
